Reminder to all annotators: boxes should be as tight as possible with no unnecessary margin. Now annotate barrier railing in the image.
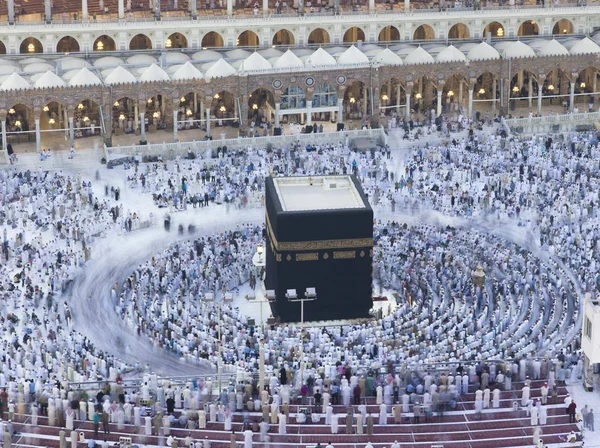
[104,127,387,161]
[502,110,600,133]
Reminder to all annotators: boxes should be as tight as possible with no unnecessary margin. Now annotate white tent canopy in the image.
[337,45,369,65]
[501,40,536,59]
[467,42,500,61]
[404,46,435,65]
[273,50,304,69]
[435,45,466,63]
[305,47,337,67]
[69,66,103,86]
[239,52,272,72]
[372,48,403,66]
[204,58,237,79]
[139,63,171,82]
[34,70,66,89]
[0,72,31,91]
[172,61,203,80]
[569,37,600,55]
[104,66,137,85]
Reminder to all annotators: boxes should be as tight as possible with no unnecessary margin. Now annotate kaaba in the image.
[265,175,373,322]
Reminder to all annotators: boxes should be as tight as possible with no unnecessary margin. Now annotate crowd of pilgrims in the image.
[0,127,598,427]
[0,167,152,398]
[111,129,595,376]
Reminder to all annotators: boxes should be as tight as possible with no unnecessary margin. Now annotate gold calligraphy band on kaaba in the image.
[296,253,319,262]
[266,212,373,252]
[333,250,356,259]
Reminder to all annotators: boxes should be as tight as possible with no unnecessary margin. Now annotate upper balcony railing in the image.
[0,0,596,27]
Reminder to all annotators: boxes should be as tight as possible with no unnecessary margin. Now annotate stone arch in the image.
[94,35,116,51]
[413,24,435,41]
[441,73,469,110]
[272,29,295,46]
[518,20,539,37]
[130,34,153,50]
[553,19,574,35]
[210,90,236,119]
[378,26,400,43]
[202,32,224,48]
[237,30,260,47]
[343,27,365,44]
[483,21,505,38]
[0,40,5,54]
[379,77,406,117]
[343,80,370,121]
[176,91,202,130]
[248,88,275,123]
[73,99,102,138]
[575,66,599,107]
[308,28,330,45]
[41,101,67,130]
[6,104,34,146]
[56,36,80,53]
[20,37,43,54]
[112,97,138,134]
[448,23,470,40]
[166,32,188,49]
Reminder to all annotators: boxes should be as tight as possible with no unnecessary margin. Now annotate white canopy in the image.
[204,58,237,79]
[69,66,103,86]
[139,63,170,82]
[435,45,466,63]
[34,70,66,89]
[337,45,369,65]
[538,39,569,57]
[372,48,403,66]
[172,61,203,80]
[58,57,89,71]
[306,47,337,67]
[569,37,600,55]
[22,63,54,73]
[104,66,137,85]
[94,56,124,67]
[273,50,304,69]
[0,65,19,76]
[239,52,272,72]
[126,54,157,65]
[0,72,31,91]
[191,50,223,62]
[404,47,435,65]
[165,53,191,64]
[502,40,535,59]
[467,42,500,61]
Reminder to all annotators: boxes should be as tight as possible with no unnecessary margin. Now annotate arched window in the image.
[280,86,306,109]
[312,84,337,108]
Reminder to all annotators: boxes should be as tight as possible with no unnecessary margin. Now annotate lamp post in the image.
[287,288,317,387]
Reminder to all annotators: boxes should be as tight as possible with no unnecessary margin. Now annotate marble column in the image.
[190,0,197,16]
[537,84,543,116]
[263,0,268,15]
[69,116,75,148]
[275,103,280,128]
[1,117,7,160]
[82,0,88,21]
[436,90,442,116]
[404,0,409,11]
[45,0,52,22]
[227,0,233,16]
[140,112,146,142]
[119,0,125,19]
[369,0,374,13]
[468,88,473,118]
[173,110,179,141]
[396,84,401,115]
[405,93,411,122]
[8,0,15,24]
[570,81,575,112]
[337,99,343,124]
[35,118,41,152]
[528,77,533,108]
[206,107,211,137]
[492,78,497,112]
[306,100,312,126]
